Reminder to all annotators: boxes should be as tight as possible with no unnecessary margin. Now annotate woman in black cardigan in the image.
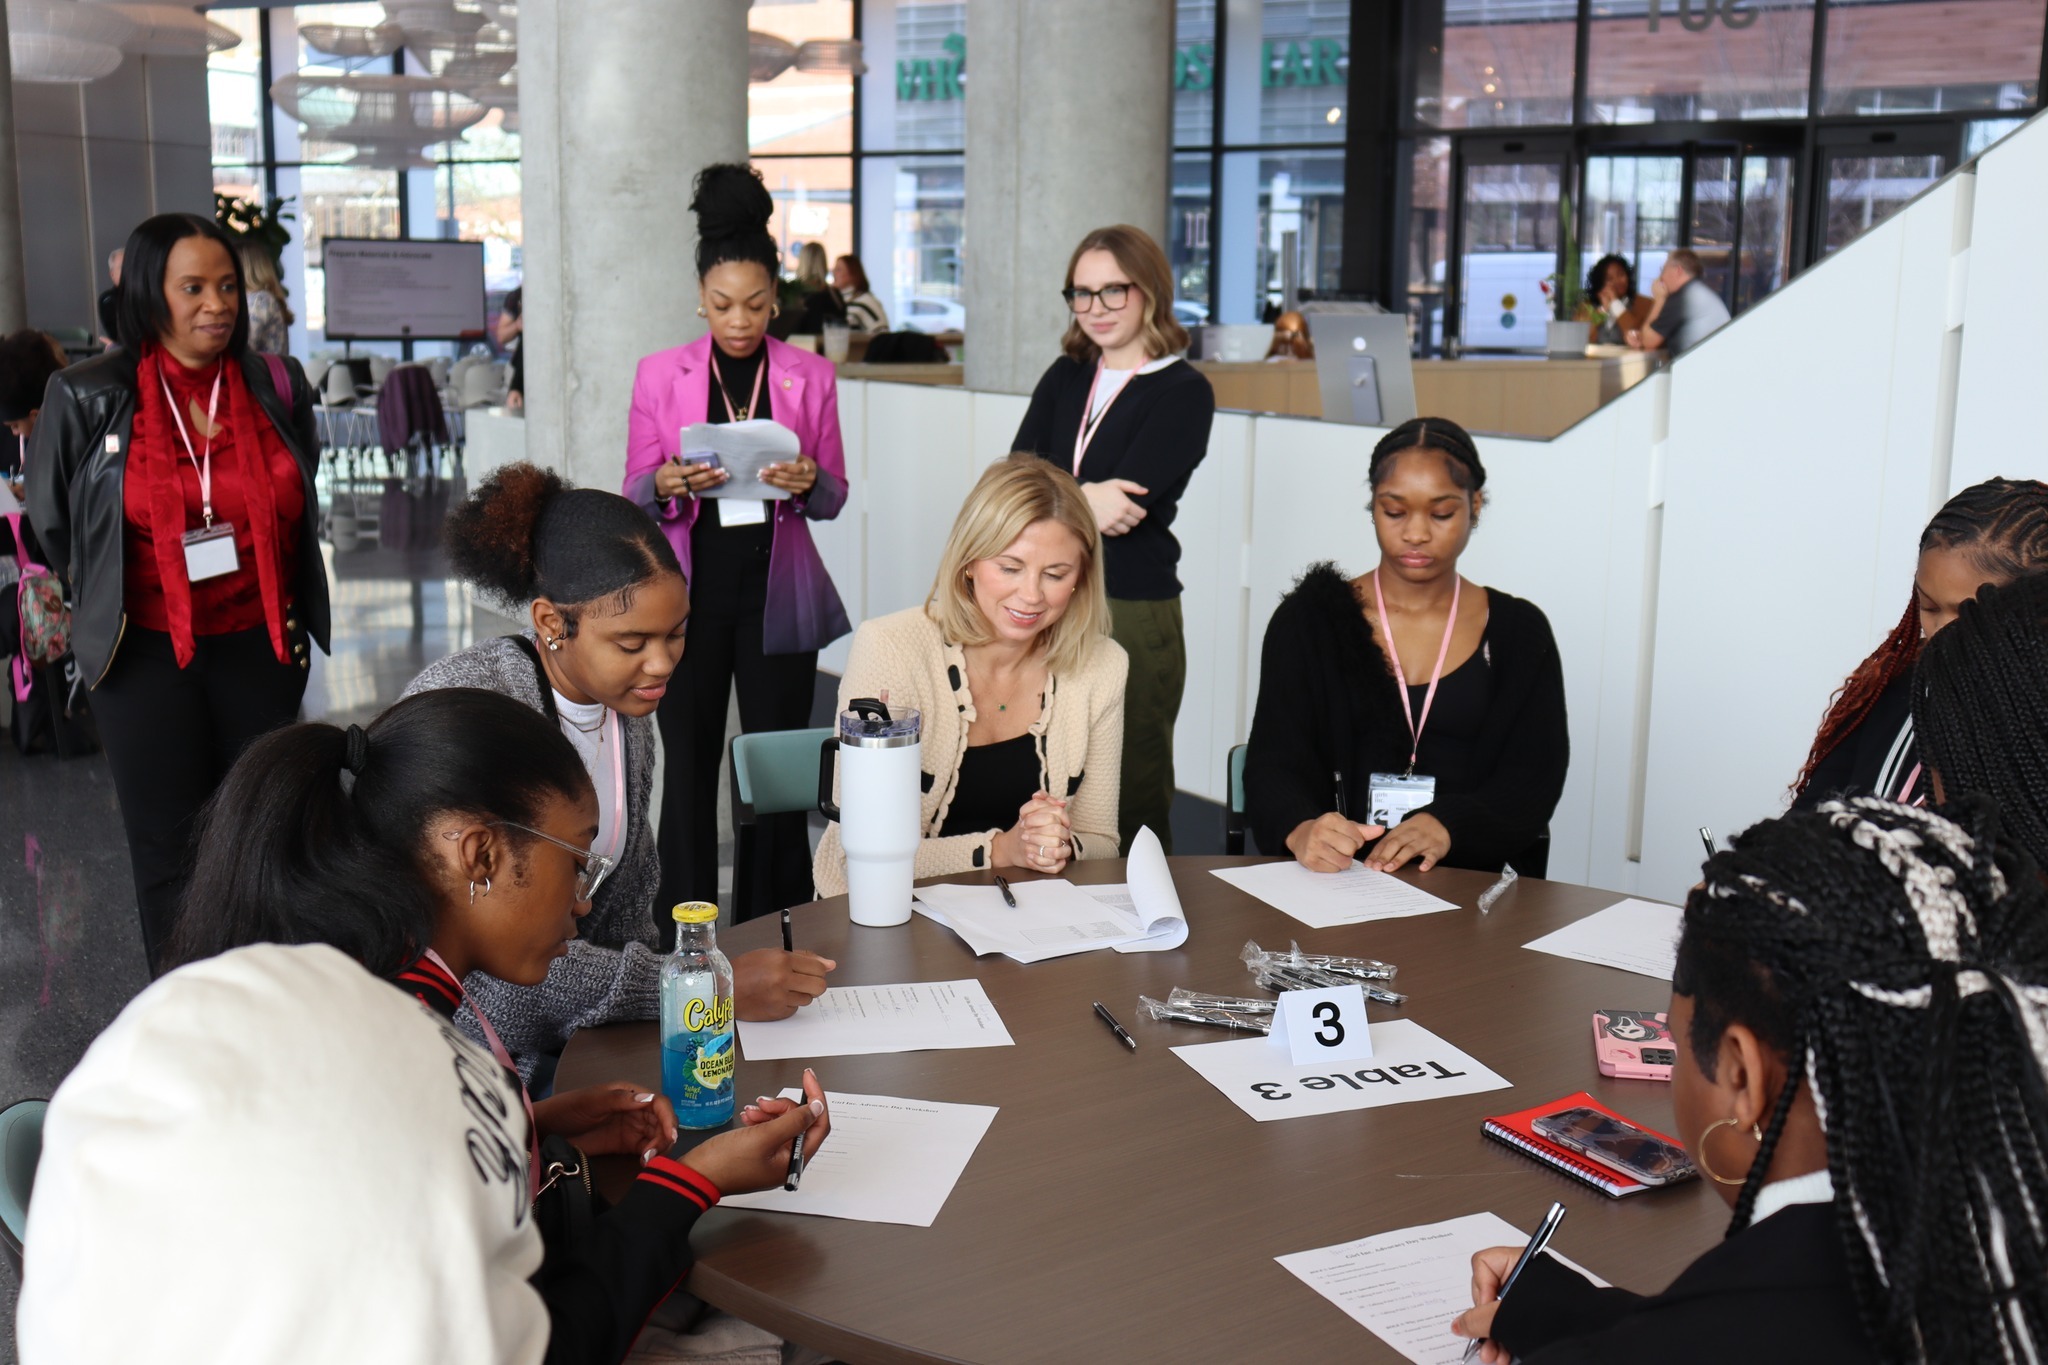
[1455,797,2048,1363]
[1012,224,1215,854]
[1244,418,1566,874]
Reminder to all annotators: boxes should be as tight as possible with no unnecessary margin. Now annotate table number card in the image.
[1174,1019,1510,1122]
[1269,985,1374,1065]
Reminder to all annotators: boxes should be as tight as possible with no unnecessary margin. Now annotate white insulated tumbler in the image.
[821,699,922,927]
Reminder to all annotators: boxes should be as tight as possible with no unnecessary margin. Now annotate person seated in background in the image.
[1791,477,2048,809]
[834,253,890,333]
[404,463,835,1080]
[1264,309,1314,361]
[0,329,68,498]
[789,241,848,337]
[45,689,828,1365]
[814,454,1128,896]
[499,283,524,410]
[1584,253,1652,345]
[1914,570,2048,873]
[1455,796,2048,1362]
[1625,249,1729,356]
[1245,417,1567,876]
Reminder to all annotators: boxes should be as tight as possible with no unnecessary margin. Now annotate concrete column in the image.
[0,3,29,332]
[520,0,749,491]
[964,0,1174,395]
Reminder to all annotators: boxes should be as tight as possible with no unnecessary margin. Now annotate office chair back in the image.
[0,1098,48,1277]
[1225,743,1249,856]
[730,727,834,924]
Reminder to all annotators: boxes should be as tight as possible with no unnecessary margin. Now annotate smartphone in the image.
[1531,1105,1697,1186]
[1593,1008,1676,1081]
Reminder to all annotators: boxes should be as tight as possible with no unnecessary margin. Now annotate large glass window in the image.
[1584,0,1815,122]
[856,155,964,333]
[749,0,856,154]
[1822,0,2041,114]
[1258,0,1353,143]
[1459,159,1562,349]
[1411,0,1578,128]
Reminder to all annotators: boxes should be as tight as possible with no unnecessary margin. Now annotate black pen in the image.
[994,875,1018,908]
[783,1127,807,1192]
[1463,1201,1567,1362]
[1699,827,1717,860]
[1093,1001,1137,1051]
[781,908,794,953]
[1333,769,1348,816]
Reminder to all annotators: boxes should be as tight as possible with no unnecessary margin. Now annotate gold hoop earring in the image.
[1696,1116,1763,1186]
[771,304,781,319]
[696,305,707,318]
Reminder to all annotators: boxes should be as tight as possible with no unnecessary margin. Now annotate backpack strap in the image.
[262,352,292,404]
[503,633,559,723]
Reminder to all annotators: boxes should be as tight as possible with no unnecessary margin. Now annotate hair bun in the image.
[442,461,567,607]
[690,163,774,242]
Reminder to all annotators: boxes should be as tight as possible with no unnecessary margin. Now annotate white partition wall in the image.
[816,106,2044,903]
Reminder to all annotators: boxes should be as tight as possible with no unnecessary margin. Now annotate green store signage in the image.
[895,34,1347,101]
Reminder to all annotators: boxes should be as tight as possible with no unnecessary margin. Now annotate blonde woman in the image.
[813,455,1128,896]
[237,242,293,355]
[1011,225,1214,855]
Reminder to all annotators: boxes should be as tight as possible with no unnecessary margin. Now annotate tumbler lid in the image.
[839,697,920,748]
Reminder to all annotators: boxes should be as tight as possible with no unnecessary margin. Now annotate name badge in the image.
[718,498,769,527]
[1367,772,1436,829]
[182,522,240,582]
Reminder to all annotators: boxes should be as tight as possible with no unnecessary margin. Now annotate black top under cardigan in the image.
[1243,562,1568,873]
[1010,356,1216,601]
[1494,1203,1875,1364]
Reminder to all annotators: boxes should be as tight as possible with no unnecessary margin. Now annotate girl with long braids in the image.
[624,163,852,927]
[1455,795,2048,1363]
[1244,417,1568,875]
[403,463,834,1081]
[1791,477,2048,808]
[1914,571,2048,872]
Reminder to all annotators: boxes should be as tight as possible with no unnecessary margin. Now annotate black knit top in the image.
[1010,355,1217,601]
[1244,561,1570,873]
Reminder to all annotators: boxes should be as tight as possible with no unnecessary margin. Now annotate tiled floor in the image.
[0,558,1226,1357]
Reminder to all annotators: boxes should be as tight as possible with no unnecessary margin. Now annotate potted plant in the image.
[1541,192,1594,357]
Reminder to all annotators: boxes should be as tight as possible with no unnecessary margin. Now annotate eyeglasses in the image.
[492,821,614,901]
[1062,283,1135,314]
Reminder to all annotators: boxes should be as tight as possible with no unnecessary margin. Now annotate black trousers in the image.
[655,516,817,940]
[92,625,307,973]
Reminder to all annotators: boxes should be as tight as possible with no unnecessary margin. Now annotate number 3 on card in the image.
[1269,985,1374,1065]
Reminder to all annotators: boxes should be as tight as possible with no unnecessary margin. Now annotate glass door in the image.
[1452,139,1569,351]
[1815,126,1955,257]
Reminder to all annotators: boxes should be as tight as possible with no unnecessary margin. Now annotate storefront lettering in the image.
[1646,0,1758,31]
[893,35,1348,101]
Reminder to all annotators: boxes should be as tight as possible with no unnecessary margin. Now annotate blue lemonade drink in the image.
[660,902,736,1128]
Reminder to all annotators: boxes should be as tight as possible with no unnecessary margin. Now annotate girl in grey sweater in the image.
[405,463,835,1078]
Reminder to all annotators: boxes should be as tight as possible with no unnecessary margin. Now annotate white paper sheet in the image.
[1107,826,1190,952]
[679,418,798,500]
[1277,1212,1607,1365]
[719,1090,998,1228]
[1172,1018,1509,1121]
[913,878,1145,962]
[1210,860,1459,928]
[736,980,1015,1060]
[1521,898,1682,981]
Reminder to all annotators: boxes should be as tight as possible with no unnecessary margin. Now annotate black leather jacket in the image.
[26,348,332,688]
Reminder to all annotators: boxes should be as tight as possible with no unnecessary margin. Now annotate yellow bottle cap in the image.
[671,901,719,924]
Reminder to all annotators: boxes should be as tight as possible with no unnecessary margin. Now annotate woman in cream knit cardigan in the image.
[815,455,1129,897]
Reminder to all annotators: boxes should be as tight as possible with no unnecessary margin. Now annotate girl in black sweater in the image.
[1245,418,1567,875]
[1012,224,1216,854]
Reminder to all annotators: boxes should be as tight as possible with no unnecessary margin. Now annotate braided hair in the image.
[442,462,681,636]
[1792,477,2048,799]
[1914,571,2048,871]
[1367,417,1486,495]
[1677,796,2048,1362]
[690,162,778,282]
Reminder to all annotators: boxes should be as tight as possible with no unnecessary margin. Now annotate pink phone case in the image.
[1593,1009,1675,1081]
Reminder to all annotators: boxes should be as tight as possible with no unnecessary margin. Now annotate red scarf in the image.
[130,344,290,668]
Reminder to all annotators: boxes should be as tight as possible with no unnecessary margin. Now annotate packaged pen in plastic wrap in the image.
[1244,942,1408,1005]
[1137,994,1273,1033]
[1240,938,1397,981]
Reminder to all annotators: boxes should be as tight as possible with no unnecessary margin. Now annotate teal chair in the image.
[1226,743,1249,856]
[729,727,834,925]
[1,1098,47,1277]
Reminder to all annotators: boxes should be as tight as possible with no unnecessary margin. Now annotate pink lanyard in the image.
[709,348,767,423]
[159,363,225,527]
[425,948,541,1197]
[1896,763,1923,806]
[1074,361,1137,474]
[1372,569,1462,775]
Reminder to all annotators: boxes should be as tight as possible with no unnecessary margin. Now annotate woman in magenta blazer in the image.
[624,164,851,933]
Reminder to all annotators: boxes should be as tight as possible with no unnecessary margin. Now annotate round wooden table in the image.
[558,858,1725,1363]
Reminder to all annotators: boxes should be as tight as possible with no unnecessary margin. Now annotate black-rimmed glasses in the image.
[1062,283,1135,314]
[492,821,614,901]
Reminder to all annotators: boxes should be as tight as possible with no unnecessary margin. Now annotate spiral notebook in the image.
[1482,1092,1678,1198]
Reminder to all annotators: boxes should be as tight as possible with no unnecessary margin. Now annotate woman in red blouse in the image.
[28,213,330,972]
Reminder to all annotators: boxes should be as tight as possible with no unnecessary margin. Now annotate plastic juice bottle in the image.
[660,902,736,1128]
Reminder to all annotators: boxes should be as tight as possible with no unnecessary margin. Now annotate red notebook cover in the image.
[1483,1091,1684,1198]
